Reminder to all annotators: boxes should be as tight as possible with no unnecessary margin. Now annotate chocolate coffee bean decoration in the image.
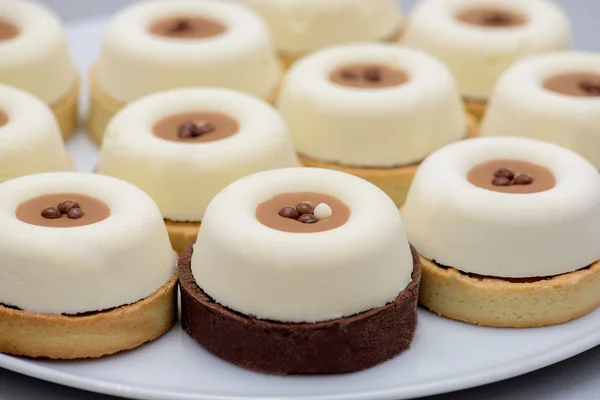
[41,207,61,219]
[298,214,319,224]
[67,208,84,220]
[514,174,533,185]
[57,200,80,214]
[363,68,381,82]
[296,203,314,216]
[494,168,514,180]
[492,177,512,186]
[278,207,299,219]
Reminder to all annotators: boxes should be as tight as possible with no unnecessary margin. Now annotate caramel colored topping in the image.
[330,64,409,89]
[467,159,555,194]
[0,111,8,128]
[152,112,239,143]
[16,194,110,228]
[149,16,226,39]
[0,19,18,40]
[456,8,527,28]
[256,192,350,233]
[543,72,600,97]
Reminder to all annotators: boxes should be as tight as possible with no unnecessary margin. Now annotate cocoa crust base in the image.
[179,244,421,375]
[0,274,178,359]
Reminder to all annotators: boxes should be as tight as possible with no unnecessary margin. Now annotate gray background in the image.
[1,1,600,399]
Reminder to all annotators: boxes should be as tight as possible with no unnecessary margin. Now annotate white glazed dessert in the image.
[240,0,404,65]
[402,0,571,117]
[402,136,600,327]
[89,0,282,143]
[0,0,78,138]
[179,167,421,374]
[278,43,472,205]
[0,84,73,183]
[482,52,600,168]
[97,88,299,253]
[0,172,177,359]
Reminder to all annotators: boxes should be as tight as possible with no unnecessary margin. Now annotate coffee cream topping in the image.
[456,8,527,27]
[149,16,226,39]
[329,64,409,89]
[256,192,350,233]
[152,111,239,143]
[0,18,18,40]
[543,72,600,97]
[467,159,556,194]
[16,193,110,228]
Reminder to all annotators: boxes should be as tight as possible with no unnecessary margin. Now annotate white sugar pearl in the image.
[314,203,333,219]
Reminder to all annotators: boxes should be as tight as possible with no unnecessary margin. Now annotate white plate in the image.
[2,15,600,400]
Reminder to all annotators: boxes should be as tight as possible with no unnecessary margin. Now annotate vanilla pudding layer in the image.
[402,137,600,278]
[192,167,414,323]
[482,52,600,168]
[277,44,466,167]
[0,0,76,104]
[96,0,281,104]
[402,0,571,100]
[97,88,299,222]
[0,172,176,315]
[240,0,403,56]
[0,85,72,182]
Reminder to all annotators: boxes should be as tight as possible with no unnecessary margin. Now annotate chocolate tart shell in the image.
[179,244,421,375]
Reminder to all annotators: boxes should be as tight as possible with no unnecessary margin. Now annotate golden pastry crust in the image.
[0,274,178,359]
[464,98,486,121]
[166,220,200,255]
[299,114,479,207]
[419,255,600,328]
[86,66,282,145]
[52,78,79,141]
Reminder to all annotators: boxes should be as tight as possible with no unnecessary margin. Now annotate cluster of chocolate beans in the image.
[169,18,192,33]
[580,80,600,96]
[342,67,381,82]
[178,120,215,139]
[41,200,84,220]
[492,168,533,186]
[278,203,319,224]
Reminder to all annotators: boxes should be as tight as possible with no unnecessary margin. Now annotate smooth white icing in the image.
[482,52,600,168]
[0,172,176,314]
[402,137,600,278]
[277,44,466,167]
[96,0,281,104]
[402,0,571,100]
[0,84,73,183]
[240,0,403,56]
[0,0,76,104]
[97,88,299,222]
[192,167,414,323]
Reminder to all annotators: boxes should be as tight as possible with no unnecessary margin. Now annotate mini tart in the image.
[299,113,478,206]
[402,0,571,112]
[0,84,73,183]
[0,172,177,358]
[419,256,600,328]
[0,0,78,139]
[88,0,282,143]
[97,88,298,254]
[183,167,419,374]
[402,137,600,327]
[482,52,600,168]
[279,44,471,206]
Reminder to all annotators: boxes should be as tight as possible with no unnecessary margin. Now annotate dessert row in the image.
[2,134,599,374]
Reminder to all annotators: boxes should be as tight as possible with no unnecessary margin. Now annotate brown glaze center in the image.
[152,112,239,143]
[329,64,409,89]
[0,110,8,128]
[149,16,226,39]
[0,19,18,40]
[256,192,351,233]
[16,193,110,228]
[467,159,555,194]
[543,72,600,97]
[456,8,527,28]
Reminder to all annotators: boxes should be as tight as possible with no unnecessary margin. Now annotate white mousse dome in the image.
[402,0,571,99]
[402,137,600,278]
[240,0,403,56]
[97,88,299,222]
[277,44,466,167]
[96,0,281,103]
[192,167,415,323]
[482,52,600,168]
[0,0,76,104]
[0,172,176,314]
[0,84,73,182]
